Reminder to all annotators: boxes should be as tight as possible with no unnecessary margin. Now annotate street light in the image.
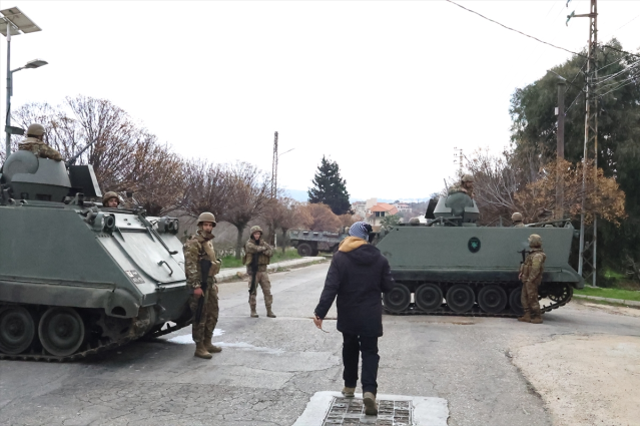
[1,6,43,157]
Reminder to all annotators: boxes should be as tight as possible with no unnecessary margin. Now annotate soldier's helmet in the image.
[197,212,217,227]
[528,234,542,248]
[512,212,523,222]
[102,191,120,206]
[461,174,474,183]
[250,225,263,235]
[26,123,46,137]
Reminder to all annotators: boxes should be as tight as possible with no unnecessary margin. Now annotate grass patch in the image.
[220,247,302,269]
[574,286,640,302]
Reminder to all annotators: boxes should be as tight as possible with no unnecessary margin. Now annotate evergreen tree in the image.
[308,156,351,215]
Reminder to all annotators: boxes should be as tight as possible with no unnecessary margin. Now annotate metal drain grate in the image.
[322,396,413,426]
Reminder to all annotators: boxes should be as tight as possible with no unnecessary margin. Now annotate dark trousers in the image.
[342,333,379,395]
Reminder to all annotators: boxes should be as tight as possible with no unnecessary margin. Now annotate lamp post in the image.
[1,6,43,157]
[5,59,48,152]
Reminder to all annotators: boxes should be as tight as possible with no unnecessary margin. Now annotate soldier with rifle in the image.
[243,226,276,318]
[183,212,222,359]
[518,234,546,324]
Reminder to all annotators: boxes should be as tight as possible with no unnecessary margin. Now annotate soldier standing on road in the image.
[518,234,546,324]
[449,174,475,198]
[102,191,120,208]
[18,123,63,161]
[183,212,223,359]
[512,212,525,228]
[313,221,395,417]
[244,225,276,318]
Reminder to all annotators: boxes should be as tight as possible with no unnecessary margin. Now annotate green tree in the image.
[308,155,351,215]
[509,39,640,281]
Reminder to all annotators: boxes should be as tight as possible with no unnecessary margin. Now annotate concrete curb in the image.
[217,256,328,283]
[573,293,640,307]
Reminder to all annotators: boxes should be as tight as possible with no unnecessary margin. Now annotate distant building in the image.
[368,202,398,227]
[394,202,410,212]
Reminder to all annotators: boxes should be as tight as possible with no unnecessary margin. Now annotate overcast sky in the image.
[2,1,639,201]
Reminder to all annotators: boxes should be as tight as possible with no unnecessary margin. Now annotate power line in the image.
[444,0,587,58]
[565,86,585,114]
[599,44,640,59]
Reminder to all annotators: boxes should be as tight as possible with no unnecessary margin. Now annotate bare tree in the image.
[178,160,233,220]
[220,162,271,258]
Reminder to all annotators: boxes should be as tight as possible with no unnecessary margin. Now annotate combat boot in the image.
[194,342,212,359]
[250,307,259,318]
[266,308,277,318]
[363,392,378,416]
[530,316,543,324]
[203,337,222,353]
[517,313,531,323]
[341,387,355,398]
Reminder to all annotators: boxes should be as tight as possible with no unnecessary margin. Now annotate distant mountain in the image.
[283,189,309,202]
[283,189,431,204]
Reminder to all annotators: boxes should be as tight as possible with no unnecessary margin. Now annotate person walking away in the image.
[244,225,276,318]
[518,234,546,324]
[313,221,395,416]
[183,212,223,359]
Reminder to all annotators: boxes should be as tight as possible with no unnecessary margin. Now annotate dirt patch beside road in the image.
[512,334,640,426]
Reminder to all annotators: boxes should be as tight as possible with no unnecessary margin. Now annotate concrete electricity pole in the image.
[568,0,598,286]
[556,79,566,220]
[271,131,278,198]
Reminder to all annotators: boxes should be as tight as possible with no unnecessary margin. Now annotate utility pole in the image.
[556,79,566,220]
[569,0,598,286]
[271,131,278,198]
[453,147,463,177]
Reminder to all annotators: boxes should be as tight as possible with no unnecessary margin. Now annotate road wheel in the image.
[0,306,36,355]
[38,307,86,357]
[415,284,443,312]
[297,243,313,257]
[446,284,475,314]
[509,287,524,316]
[383,283,411,314]
[477,285,508,314]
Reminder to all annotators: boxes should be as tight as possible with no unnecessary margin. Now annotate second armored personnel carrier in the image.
[288,229,348,256]
[375,192,583,317]
[0,150,191,361]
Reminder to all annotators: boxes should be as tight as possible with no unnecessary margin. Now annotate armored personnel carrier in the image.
[289,228,348,256]
[0,150,191,361]
[375,192,583,317]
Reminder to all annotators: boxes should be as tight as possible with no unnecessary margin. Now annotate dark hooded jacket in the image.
[314,236,395,337]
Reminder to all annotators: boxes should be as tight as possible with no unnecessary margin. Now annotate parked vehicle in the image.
[375,192,583,317]
[288,228,348,256]
[0,150,191,360]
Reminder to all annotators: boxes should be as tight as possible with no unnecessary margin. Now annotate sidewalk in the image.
[573,293,640,308]
[217,256,327,282]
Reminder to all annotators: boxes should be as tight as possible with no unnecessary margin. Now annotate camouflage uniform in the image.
[449,174,474,198]
[183,230,221,343]
[519,235,546,323]
[512,212,525,228]
[18,137,63,161]
[244,226,275,317]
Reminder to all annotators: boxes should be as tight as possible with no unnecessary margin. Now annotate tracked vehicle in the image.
[376,192,583,317]
[0,150,191,361]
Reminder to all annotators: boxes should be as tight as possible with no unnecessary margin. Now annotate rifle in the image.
[194,258,212,323]
[517,249,530,281]
[249,252,259,294]
[65,138,99,168]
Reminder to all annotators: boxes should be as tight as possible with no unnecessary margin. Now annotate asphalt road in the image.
[1,263,639,426]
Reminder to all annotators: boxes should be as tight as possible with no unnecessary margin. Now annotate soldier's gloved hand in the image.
[193,287,203,298]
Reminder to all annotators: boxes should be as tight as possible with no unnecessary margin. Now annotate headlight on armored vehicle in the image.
[157,216,179,234]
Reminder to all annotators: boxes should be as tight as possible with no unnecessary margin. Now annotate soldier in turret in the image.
[518,234,546,324]
[183,212,223,359]
[243,225,276,318]
[18,123,62,161]
[449,174,474,198]
[512,212,525,228]
[102,191,121,208]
